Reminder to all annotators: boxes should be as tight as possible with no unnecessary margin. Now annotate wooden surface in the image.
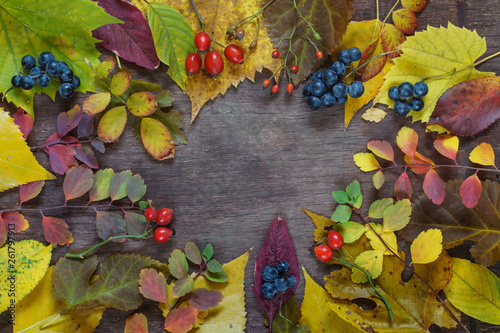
[1,0,500,332]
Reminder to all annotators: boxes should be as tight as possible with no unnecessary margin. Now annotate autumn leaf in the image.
[270,296,310,332]
[400,180,500,266]
[402,0,427,12]
[372,170,385,189]
[1,212,29,233]
[382,198,412,232]
[141,117,175,160]
[423,168,446,205]
[109,170,133,201]
[125,313,149,333]
[0,110,55,192]
[63,165,94,203]
[89,168,114,203]
[376,23,495,122]
[434,134,459,163]
[96,211,127,241]
[353,152,381,172]
[12,108,33,139]
[410,229,443,264]
[165,305,199,333]
[396,126,418,158]
[394,171,413,200]
[187,288,223,311]
[302,208,335,243]
[57,105,83,137]
[392,8,418,35]
[356,38,387,82]
[352,249,385,283]
[367,140,395,162]
[83,92,112,115]
[460,174,483,208]
[469,142,497,167]
[42,215,73,245]
[0,0,120,117]
[361,107,386,123]
[139,268,170,303]
[97,106,128,143]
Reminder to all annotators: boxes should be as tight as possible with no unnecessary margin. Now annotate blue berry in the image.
[413,81,428,97]
[398,82,413,99]
[348,81,364,98]
[332,83,347,98]
[394,99,411,115]
[61,68,74,82]
[262,265,279,282]
[38,74,51,88]
[338,49,351,65]
[322,69,338,85]
[310,80,327,97]
[337,95,348,104]
[302,84,312,98]
[30,66,42,78]
[59,83,75,98]
[331,61,346,76]
[388,86,400,101]
[38,52,55,69]
[307,96,322,110]
[347,47,362,62]
[276,261,289,275]
[321,92,336,107]
[21,55,36,70]
[46,60,62,76]
[286,275,296,288]
[411,98,424,111]
[275,277,288,291]
[11,75,22,87]
[312,72,324,81]
[261,282,278,299]
[71,76,81,90]
[59,61,69,72]
[20,75,35,90]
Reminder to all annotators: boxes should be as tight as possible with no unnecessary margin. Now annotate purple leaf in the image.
[91,138,106,153]
[74,146,98,169]
[58,105,83,137]
[252,217,300,329]
[44,145,78,175]
[43,132,63,146]
[12,108,33,139]
[78,114,96,138]
[93,0,160,70]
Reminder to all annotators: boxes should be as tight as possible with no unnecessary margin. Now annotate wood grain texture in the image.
[1,0,499,332]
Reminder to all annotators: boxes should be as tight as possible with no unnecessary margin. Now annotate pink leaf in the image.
[45,145,79,175]
[19,180,45,205]
[1,212,29,233]
[460,174,483,208]
[58,105,83,137]
[125,313,148,333]
[42,215,73,245]
[394,171,412,200]
[423,169,446,205]
[12,108,33,139]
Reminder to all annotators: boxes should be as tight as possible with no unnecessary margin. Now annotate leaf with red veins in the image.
[42,215,73,245]
[1,211,29,232]
[44,145,79,175]
[394,171,412,200]
[423,169,446,205]
[19,180,45,205]
[57,105,83,137]
[12,108,33,139]
[460,174,483,208]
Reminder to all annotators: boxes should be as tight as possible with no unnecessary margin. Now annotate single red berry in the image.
[236,29,245,39]
[272,50,280,59]
[314,245,333,263]
[144,207,158,222]
[157,208,173,226]
[185,53,202,75]
[154,227,172,243]
[194,32,211,52]
[262,79,271,88]
[316,51,323,59]
[291,65,298,74]
[327,230,344,250]
[204,50,224,78]
[271,84,279,94]
[286,83,294,94]
[224,44,244,64]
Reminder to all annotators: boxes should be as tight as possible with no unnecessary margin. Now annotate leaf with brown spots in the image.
[392,8,418,35]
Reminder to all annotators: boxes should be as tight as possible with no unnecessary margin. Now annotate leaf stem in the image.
[382,0,400,24]
[474,50,500,66]
[0,204,139,214]
[380,162,500,174]
[229,0,275,33]
[189,0,204,32]
[38,313,62,330]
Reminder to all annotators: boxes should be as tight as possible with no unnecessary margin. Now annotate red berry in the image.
[314,245,333,262]
[271,84,279,94]
[291,65,298,74]
[272,50,280,59]
[204,51,224,78]
[154,227,172,243]
[262,79,271,88]
[316,51,323,59]
[185,53,202,75]
[286,83,294,94]
[224,44,244,64]
[144,207,157,222]
[194,32,211,52]
[236,29,245,39]
[157,208,173,226]
[327,230,344,250]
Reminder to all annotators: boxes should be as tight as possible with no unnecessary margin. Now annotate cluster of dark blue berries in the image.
[302,47,365,110]
[11,52,80,99]
[388,81,428,116]
[260,261,296,300]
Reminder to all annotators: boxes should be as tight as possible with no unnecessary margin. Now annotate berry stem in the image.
[292,0,319,38]
[474,50,500,66]
[229,0,275,33]
[382,0,400,24]
[210,39,227,49]
[189,0,205,32]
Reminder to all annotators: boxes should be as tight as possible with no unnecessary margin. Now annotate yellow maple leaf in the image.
[132,0,281,122]
[411,229,443,264]
[0,109,55,192]
[376,22,495,122]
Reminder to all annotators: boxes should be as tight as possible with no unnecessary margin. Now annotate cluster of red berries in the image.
[314,230,344,262]
[185,32,244,78]
[144,207,174,243]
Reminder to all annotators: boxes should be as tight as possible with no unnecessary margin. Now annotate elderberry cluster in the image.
[11,52,80,98]
[260,261,296,299]
[388,81,428,116]
[302,47,365,110]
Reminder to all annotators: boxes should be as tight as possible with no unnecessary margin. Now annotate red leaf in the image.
[356,38,387,82]
[434,134,459,162]
[429,77,500,136]
[164,306,198,333]
[1,212,29,233]
[93,0,160,70]
[138,268,169,303]
[44,145,78,175]
[12,108,33,139]
[460,174,483,208]
[423,169,446,205]
[42,215,73,245]
[395,172,412,200]
[381,23,406,58]
[404,151,434,174]
[187,288,223,311]
[252,217,300,326]
[19,180,45,205]
[43,132,63,146]
[367,140,395,162]
[124,313,148,333]
[63,165,94,202]
[58,105,83,137]
[0,215,6,247]
[74,146,98,169]
[78,114,96,138]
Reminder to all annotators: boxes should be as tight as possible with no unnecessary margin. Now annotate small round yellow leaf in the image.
[410,229,443,264]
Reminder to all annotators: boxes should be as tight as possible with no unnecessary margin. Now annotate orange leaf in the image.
[381,23,406,58]
[423,169,446,205]
[356,38,387,82]
[402,0,427,12]
[460,174,482,208]
[42,215,73,245]
[405,151,434,174]
[164,305,198,333]
[392,8,418,35]
[434,135,459,162]
[396,126,418,159]
[469,143,496,167]
[125,313,148,333]
[395,171,412,200]
[1,211,29,233]
[367,140,394,162]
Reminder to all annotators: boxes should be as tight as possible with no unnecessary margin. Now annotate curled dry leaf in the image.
[361,107,387,123]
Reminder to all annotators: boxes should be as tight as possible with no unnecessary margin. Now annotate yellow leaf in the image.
[376,22,495,122]
[469,142,496,167]
[140,117,175,160]
[300,267,363,333]
[302,208,335,243]
[365,223,398,255]
[97,106,128,143]
[190,249,250,332]
[14,266,104,332]
[0,240,52,312]
[0,110,55,192]
[353,152,381,172]
[352,249,385,283]
[444,258,500,325]
[411,229,443,264]
[361,107,387,123]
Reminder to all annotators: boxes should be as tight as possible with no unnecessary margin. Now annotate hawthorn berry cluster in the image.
[314,230,344,262]
[11,52,80,98]
[389,81,429,116]
[144,206,174,243]
[260,261,296,299]
[185,32,244,78]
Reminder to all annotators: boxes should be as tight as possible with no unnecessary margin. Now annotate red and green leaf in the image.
[164,306,198,333]
[184,241,202,265]
[138,268,169,303]
[168,249,189,279]
[124,313,149,333]
[89,169,114,202]
[172,276,194,298]
[63,165,94,203]
[126,174,147,204]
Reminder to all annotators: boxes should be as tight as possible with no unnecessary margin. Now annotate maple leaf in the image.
[0,0,120,118]
[376,23,495,122]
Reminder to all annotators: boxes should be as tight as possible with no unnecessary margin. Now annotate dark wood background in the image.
[1,0,499,332]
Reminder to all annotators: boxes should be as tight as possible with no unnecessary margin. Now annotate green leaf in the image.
[205,270,229,283]
[352,193,363,209]
[126,174,147,204]
[207,259,223,273]
[63,165,93,203]
[109,170,133,201]
[89,168,114,203]
[127,92,157,117]
[202,243,214,262]
[139,201,149,210]
[124,212,148,236]
[150,109,187,145]
[331,205,352,223]
[156,90,175,108]
[333,221,365,243]
[172,276,194,298]
[346,181,361,201]
[382,199,412,232]
[140,117,175,160]
[368,198,394,219]
[97,57,116,79]
[110,71,132,96]
[169,249,188,279]
[332,190,349,204]
[185,242,202,265]
[146,2,195,89]
[95,211,127,241]
[0,0,120,118]
[97,106,128,143]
